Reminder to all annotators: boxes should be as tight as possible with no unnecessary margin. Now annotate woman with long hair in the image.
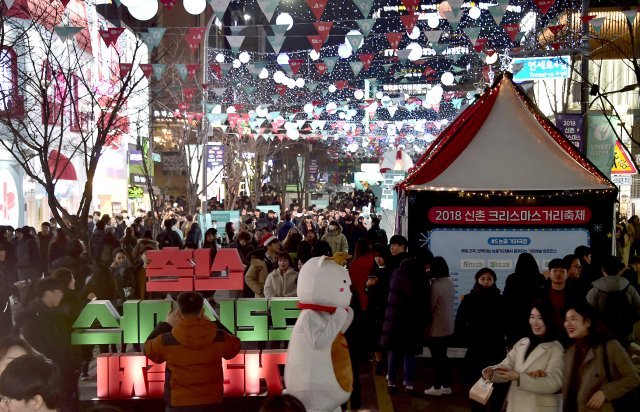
[562,303,640,411]
[455,268,507,411]
[482,300,565,411]
[424,256,456,396]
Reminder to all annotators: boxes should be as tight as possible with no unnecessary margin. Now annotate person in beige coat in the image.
[245,250,270,298]
[321,221,348,256]
[264,252,298,298]
[562,303,640,412]
[483,300,565,411]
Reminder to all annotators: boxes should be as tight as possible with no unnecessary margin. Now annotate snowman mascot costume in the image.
[284,254,353,412]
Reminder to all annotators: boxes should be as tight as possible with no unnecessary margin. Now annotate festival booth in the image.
[396,75,617,306]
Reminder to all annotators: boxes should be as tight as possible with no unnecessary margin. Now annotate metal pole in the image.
[201,12,217,215]
[580,0,590,146]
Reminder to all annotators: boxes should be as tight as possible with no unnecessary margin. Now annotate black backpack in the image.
[601,285,636,342]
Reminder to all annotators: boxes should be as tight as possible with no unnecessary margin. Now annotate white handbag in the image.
[469,377,494,405]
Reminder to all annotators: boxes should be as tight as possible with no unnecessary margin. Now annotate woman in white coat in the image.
[482,300,565,411]
[264,252,298,298]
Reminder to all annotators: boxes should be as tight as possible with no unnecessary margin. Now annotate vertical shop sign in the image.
[308,157,319,186]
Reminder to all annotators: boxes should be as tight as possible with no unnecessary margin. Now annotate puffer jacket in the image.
[145,317,241,407]
[321,226,348,255]
[264,267,298,298]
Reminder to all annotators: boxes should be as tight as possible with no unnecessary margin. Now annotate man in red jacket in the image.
[145,291,241,411]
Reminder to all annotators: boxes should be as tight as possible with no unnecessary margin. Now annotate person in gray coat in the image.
[586,255,640,347]
[424,256,456,396]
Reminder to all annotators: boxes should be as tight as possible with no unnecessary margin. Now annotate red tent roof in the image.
[398,75,615,192]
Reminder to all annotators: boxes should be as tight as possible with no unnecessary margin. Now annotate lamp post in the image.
[201,12,218,215]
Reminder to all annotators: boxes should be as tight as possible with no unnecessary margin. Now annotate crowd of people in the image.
[1,204,640,411]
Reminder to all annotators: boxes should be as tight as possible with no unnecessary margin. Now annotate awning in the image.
[48,150,77,181]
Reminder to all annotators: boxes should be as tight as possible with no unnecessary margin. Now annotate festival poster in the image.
[429,228,589,311]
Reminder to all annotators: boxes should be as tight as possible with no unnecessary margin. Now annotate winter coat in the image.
[348,252,375,311]
[562,339,640,412]
[36,232,53,269]
[245,251,271,297]
[98,233,121,265]
[491,337,565,412]
[380,256,429,354]
[321,227,348,255]
[185,226,202,249]
[586,276,640,316]
[157,228,184,249]
[48,238,68,267]
[427,276,455,338]
[144,317,241,407]
[15,235,40,269]
[14,299,76,377]
[365,264,392,351]
[51,255,93,287]
[366,225,388,246]
[264,267,298,298]
[277,220,295,241]
[455,285,506,378]
[89,229,105,262]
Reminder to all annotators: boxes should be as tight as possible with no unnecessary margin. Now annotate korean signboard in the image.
[512,56,571,82]
[556,114,584,152]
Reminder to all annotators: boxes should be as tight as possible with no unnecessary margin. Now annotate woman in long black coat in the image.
[365,244,392,374]
[455,267,508,411]
[380,253,432,394]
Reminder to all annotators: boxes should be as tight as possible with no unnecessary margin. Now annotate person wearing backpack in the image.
[586,255,640,348]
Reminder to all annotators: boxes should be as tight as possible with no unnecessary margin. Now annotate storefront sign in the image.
[207,143,224,168]
[512,56,571,82]
[0,172,19,228]
[128,186,144,199]
[428,206,591,225]
[130,173,152,185]
[556,114,584,152]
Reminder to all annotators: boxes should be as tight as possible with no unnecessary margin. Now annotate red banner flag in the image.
[210,64,222,79]
[315,62,327,75]
[359,53,374,70]
[502,24,520,42]
[139,64,153,78]
[313,21,333,42]
[386,32,404,50]
[307,36,324,52]
[289,59,304,75]
[306,0,328,20]
[534,0,556,14]
[399,14,419,33]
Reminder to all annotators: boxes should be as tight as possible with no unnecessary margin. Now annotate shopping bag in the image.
[469,377,494,405]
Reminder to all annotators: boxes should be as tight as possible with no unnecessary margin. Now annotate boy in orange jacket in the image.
[145,291,241,411]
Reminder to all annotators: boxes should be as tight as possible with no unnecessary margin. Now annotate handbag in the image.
[469,376,494,405]
[602,341,639,411]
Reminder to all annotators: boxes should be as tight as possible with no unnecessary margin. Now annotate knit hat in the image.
[261,233,278,247]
